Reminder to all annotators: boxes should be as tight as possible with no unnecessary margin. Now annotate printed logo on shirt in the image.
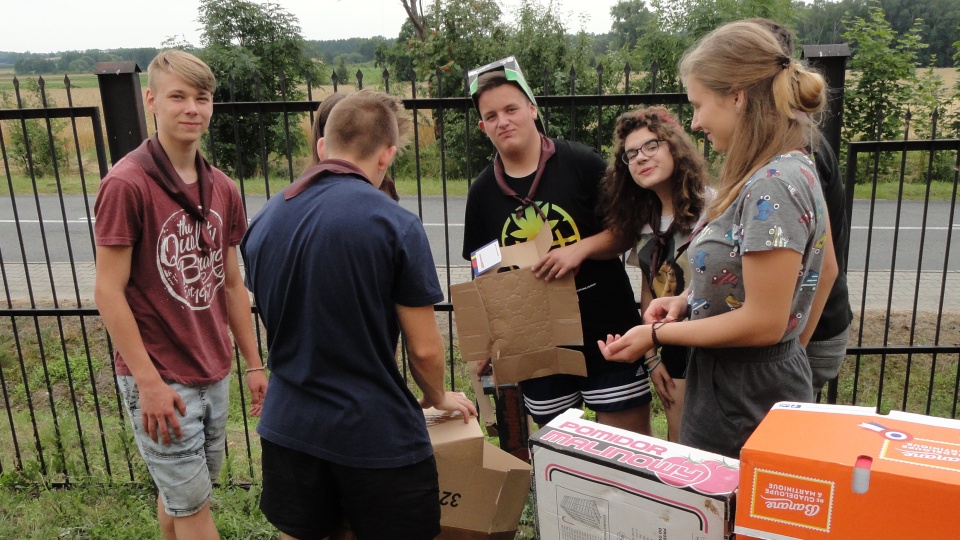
[156,209,225,310]
[500,201,581,249]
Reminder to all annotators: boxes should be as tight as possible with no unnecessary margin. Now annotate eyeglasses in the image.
[621,138,665,164]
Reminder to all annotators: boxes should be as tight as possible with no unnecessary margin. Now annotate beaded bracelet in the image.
[245,366,266,374]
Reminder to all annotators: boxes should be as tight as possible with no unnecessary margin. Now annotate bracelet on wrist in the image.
[646,356,662,372]
[244,366,266,374]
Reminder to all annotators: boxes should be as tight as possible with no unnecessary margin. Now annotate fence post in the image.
[94,61,148,165]
[802,44,851,160]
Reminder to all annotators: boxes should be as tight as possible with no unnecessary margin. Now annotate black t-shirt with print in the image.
[463,139,642,347]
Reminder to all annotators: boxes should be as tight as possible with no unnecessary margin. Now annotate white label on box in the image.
[470,240,502,277]
[536,449,720,540]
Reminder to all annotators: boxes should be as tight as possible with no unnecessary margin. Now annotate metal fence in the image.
[0,59,958,486]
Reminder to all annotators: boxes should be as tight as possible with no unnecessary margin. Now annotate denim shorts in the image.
[117,375,230,517]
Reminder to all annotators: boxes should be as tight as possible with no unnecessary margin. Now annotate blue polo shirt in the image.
[241,161,444,468]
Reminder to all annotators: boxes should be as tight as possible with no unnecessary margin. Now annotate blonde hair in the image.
[324,91,409,160]
[679,20,825,220]
[147,50,216,94]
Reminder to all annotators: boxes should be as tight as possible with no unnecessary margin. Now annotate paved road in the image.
[1,195,957,311]
[0,196,957,270]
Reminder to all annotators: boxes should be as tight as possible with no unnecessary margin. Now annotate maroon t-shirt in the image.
[94,155,247,385]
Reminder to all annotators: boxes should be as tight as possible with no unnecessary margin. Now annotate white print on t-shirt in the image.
[156,209,225,310]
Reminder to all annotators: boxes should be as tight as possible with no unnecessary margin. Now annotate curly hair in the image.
[599,107,708,247]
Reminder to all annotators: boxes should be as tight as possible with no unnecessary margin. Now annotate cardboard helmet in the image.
[468,56,545,133]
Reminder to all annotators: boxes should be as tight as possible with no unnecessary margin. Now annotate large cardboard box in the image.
[451,223,586,385]
[424,409,533,539]
[736,401,960,539]
[531,409,738,540]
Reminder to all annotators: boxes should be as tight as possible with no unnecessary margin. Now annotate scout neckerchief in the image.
[127,134,216,254]
[493,135,556,221]
[283,159,372,200]
[647,215,707,298]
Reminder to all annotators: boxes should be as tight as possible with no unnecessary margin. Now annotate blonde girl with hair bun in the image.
[598,20,839,459]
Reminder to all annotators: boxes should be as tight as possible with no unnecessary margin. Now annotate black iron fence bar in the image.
[846,346,960,355]
[846,139,960,153]
[392,93,690,110]
[0,106,102,121]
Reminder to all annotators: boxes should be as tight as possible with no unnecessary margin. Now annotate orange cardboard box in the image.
[736,402,960,539]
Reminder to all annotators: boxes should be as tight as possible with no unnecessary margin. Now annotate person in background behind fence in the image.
[242,90,476,540]
[598,20,839,459]
[463,57,653,435]
[746,17,854,397]
[310,91,401,202]
[93,50,267,540]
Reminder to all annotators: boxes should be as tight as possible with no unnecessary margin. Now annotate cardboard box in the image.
[424,409,533,539]
[736,401,960,539]
[531,409,738,540]
[451,223,586,385]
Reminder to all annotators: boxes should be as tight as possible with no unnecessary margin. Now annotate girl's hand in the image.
[597,326,654,363]
[643,295,688,324]
[648,363,677,409]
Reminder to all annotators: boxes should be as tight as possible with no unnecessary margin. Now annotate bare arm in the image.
[533,229,629,281]
[94,245,185,444]
[224,246,267,416]
[639,278,678,408]
[600,248,802,361]
[799,221,838,346]
[397,304,477,420]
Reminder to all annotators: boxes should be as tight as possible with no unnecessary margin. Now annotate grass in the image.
[0,311,957,538]
[853,180,957,201]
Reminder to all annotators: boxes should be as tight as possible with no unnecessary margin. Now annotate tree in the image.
[197,0,323,178]
[842,3,926,182]
[633,0,796,92]
[843,4,925,142]
[609,0,655,50]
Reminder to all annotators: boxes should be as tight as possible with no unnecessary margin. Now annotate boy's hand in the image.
[423,391,478,422]
[138,380,186,445]
[246,370,268,417]
[532,244,583,281]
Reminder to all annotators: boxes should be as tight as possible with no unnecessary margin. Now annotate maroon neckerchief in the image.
[493,135,556,220]
[284,159,372,200]
[127,134,215,253]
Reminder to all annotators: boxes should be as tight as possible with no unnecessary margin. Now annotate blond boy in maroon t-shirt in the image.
[94,50,266,540]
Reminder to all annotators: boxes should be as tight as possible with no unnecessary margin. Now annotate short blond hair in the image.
[324,91,409,160]
[148,50,217,94]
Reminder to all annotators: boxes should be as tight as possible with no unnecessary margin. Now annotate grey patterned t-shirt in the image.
[687,152,828,341]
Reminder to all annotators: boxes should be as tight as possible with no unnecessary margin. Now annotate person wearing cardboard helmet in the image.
[462,56,653,434]
[242,91,477,540]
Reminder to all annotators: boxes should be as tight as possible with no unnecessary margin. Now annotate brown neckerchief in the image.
[126,134,215,253]
[493,135,556,221]
[284,159,372,200]
[647,217,707,298]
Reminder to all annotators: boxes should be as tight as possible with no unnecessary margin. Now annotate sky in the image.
[1,0,621,53]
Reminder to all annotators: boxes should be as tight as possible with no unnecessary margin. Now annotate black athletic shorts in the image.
[259,438,441,540]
